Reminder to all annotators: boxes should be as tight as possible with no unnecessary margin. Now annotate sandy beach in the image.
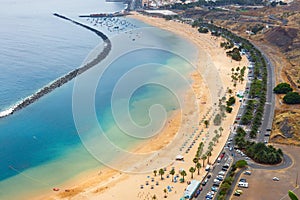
[47,12,249,200]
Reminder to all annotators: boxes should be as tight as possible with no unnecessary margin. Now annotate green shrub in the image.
[225,106,233,113]
[283,92,300,104]
[226,96,236,106]
[273,82,293,94]
[198,26,209,33]
[235,160,247,168]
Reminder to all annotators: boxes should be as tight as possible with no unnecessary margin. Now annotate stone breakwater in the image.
[0,13,111,118]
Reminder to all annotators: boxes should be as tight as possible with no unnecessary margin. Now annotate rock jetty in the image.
[0,13,111,118]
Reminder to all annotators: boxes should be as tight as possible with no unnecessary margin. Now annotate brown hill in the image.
[271,109,300,145]
[181,0,300,145]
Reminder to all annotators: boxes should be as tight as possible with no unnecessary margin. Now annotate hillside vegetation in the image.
[173,0,300,145]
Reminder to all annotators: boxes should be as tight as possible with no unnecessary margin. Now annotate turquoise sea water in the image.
[0,0,198,199]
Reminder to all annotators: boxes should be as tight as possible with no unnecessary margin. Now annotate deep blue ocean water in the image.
[0,0,198,199]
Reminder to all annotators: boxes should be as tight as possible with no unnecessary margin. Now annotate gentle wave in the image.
[0,13,112,119]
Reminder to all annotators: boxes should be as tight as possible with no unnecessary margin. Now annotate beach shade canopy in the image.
[176,155,184,161]
[237,90,244,98]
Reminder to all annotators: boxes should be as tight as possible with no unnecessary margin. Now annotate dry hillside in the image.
[272,109,300,145]
[182,1,300,145]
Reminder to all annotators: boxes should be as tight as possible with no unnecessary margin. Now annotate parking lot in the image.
[231,144,300,200]
[195,153,233,199]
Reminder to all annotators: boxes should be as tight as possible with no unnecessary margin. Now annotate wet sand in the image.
[45,12,249,200]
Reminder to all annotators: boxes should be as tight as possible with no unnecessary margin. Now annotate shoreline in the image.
[0,14,111,119]
[45,13,249,200]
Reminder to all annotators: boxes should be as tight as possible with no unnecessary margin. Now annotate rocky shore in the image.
[0,14,111,118]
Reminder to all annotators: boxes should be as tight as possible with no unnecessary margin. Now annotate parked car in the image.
[244,171,251,175]
[211,186,218,192]
[273,177,280,181]
[264,132,271,136]
[222,164,230,171]
[217,175,224,181]
[213,179,219,183]
[194,189,201,197]
[206,192,214,199]
[238,182,249,188]
[234,189,243,196]
[202,178,209,186]
[239,178,247,183]
[234,191,241,196]
[218,171,225,176]
[205,165,211,171]
[213,182,220,187]
[222,167,228,171]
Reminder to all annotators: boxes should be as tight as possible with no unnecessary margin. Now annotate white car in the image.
[244,171,251,175]
[273,177,279,181]
[218,171,225,175]
[213,179,219,183]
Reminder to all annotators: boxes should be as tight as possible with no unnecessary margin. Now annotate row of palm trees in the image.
[195,142,204,158]
[153,169,166,180]
[151,113,225,186]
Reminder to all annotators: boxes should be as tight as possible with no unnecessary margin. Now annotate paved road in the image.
[226,47,280,199]
[253,45,276,143]
[234,44,276,143]
[181,14,278,200]
[195,153,232,200]
[248,153,293,170]
[224,166,246,200]
[225,152,293,199]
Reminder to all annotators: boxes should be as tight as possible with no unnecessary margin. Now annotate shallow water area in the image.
[0,1,199,199]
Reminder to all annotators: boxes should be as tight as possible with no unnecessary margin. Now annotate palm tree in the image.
[214,129,218,135]
[201,155,207,167]
[215,136,220,143]
[206,151,212,164]
[228,88,233,96]
[152,195,157,200]
[240,76,244,83]
[169,168,175,182]
[277,148,283,156]
[212,137,217,144]
[163,188,168,198]
[204,120,209,128]
[196,163,201,175]
[189,167,195,179]
[219,127,224,136]
[193,157,199,168]
[159,168,164,180]
[153,170,157,177]
[180,170,187,182]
